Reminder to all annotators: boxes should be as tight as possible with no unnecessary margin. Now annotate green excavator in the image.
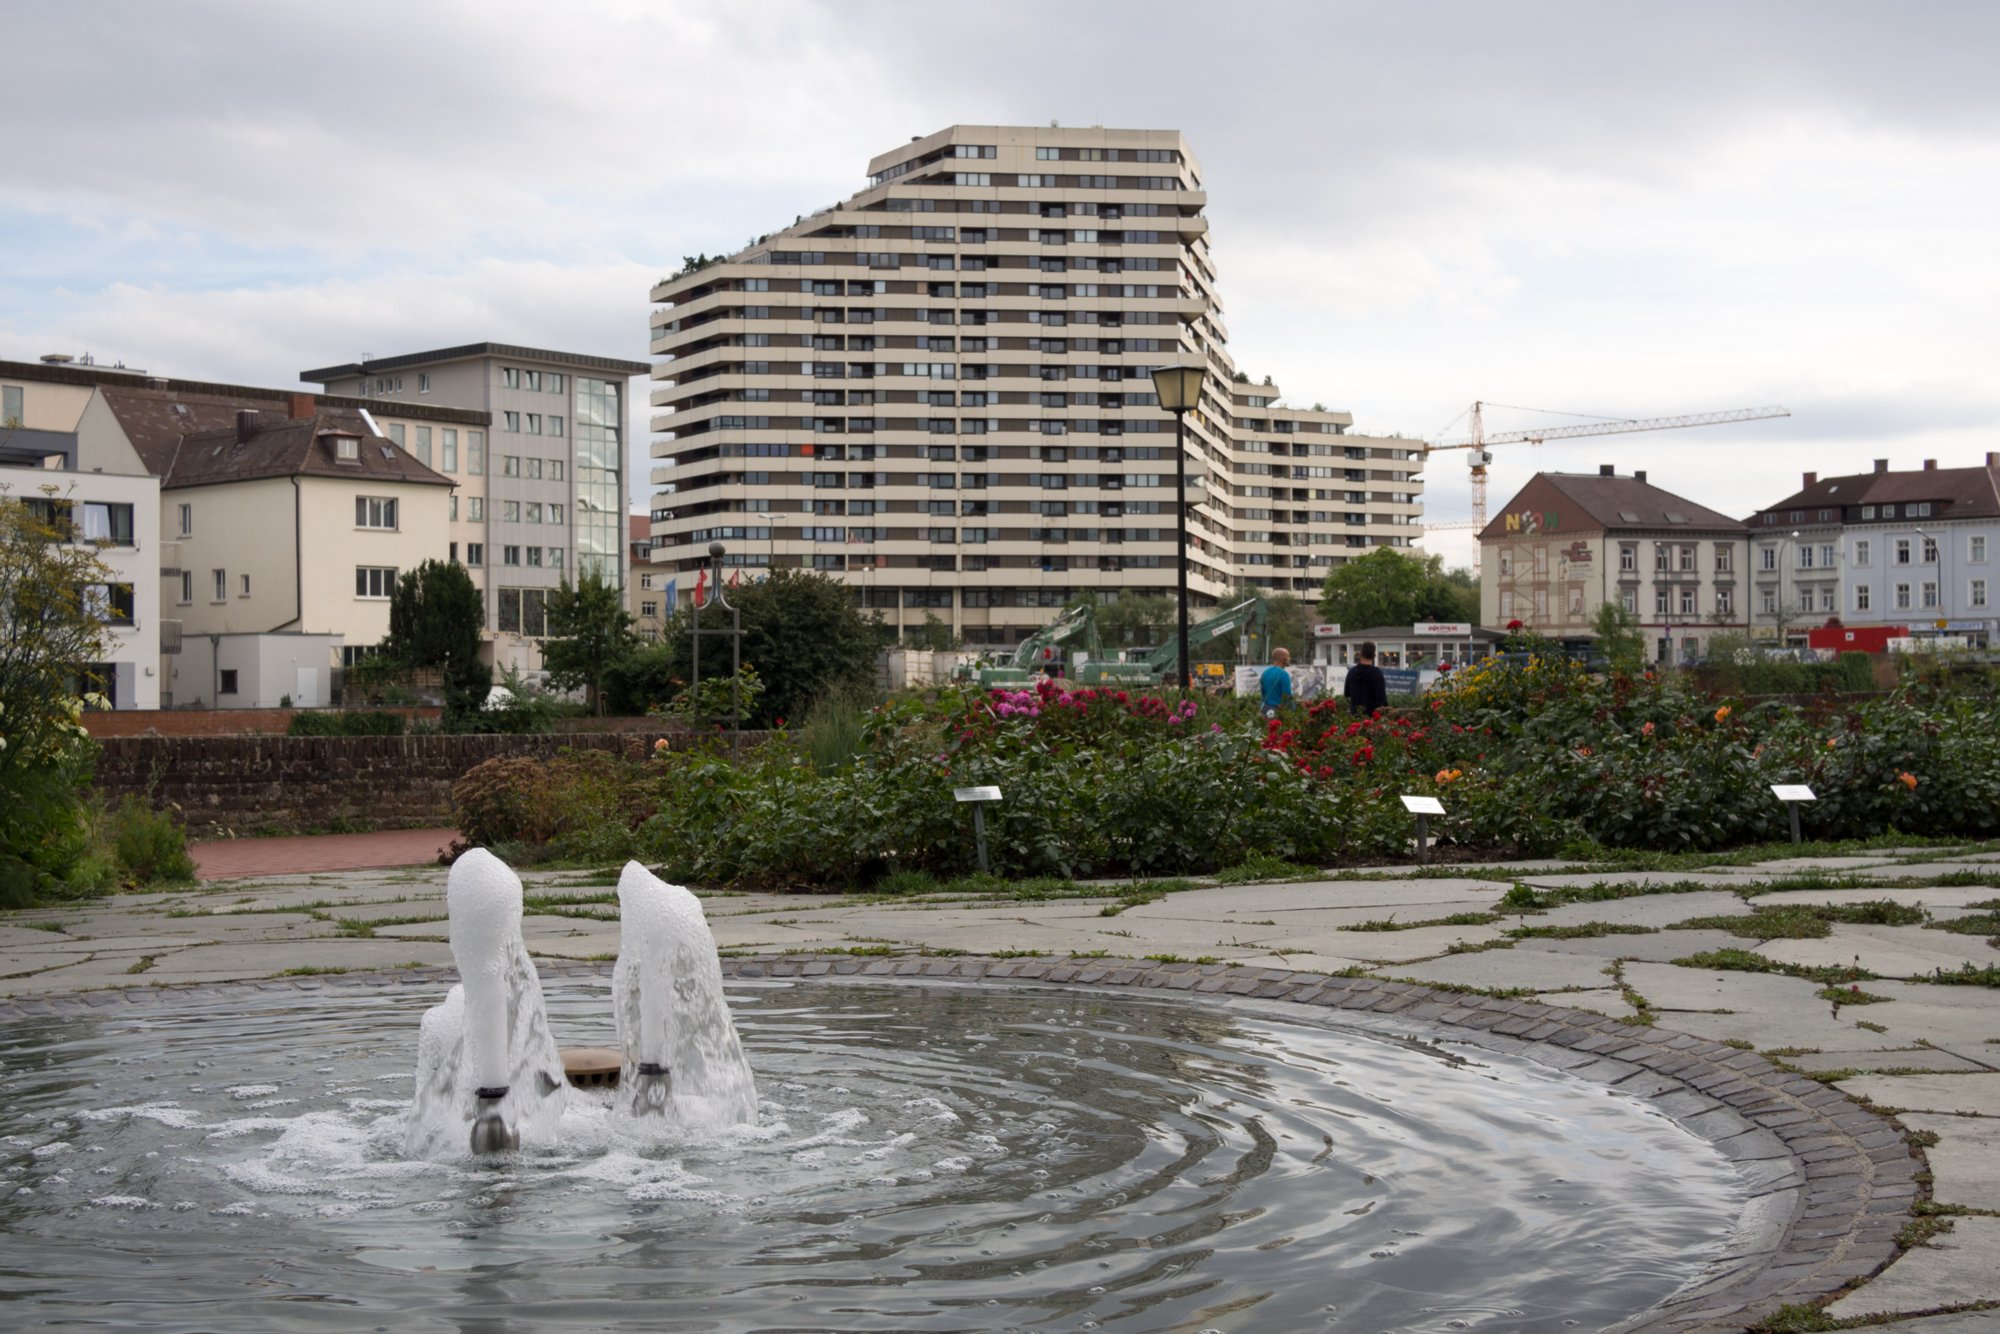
[976,598,1271,688]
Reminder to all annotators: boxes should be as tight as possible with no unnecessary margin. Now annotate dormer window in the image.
[323,432,361,462]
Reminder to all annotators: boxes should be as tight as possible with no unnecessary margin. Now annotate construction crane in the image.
[1425,401,1791,569]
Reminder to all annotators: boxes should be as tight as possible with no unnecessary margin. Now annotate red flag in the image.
[728,569,740,589]
[693,567,707,608]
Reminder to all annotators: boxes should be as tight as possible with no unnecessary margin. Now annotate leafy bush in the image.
[288,710,406,737]
[102,797,197,885]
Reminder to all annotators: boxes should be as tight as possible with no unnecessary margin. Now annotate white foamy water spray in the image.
[405,849,568,1157]
[611,860,759,1128]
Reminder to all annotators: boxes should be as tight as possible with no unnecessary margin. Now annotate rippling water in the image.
[0,980,1746,1331]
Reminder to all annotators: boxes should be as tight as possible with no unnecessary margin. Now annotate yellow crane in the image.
[1425,401,1791,570]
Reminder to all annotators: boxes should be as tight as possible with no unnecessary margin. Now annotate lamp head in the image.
[708,540,726,560]
[1150,364,1204,413]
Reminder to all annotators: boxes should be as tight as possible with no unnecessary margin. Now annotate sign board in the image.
[1400,795,1446,816]
[953,786,1002,803]
[1770,785,1817,803]
[1945,620,1985,633]
[1379,667,1422,696]
[1233,665,1262,697]
[1311,623,1342,638]
[1412,622,1472,636]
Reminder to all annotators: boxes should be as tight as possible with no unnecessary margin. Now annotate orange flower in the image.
[1825,737,1837,749]
[1576,746,1593,757]
[1898,771,1918,790]
[1714,705,1732,722]
[1641,721,1655,736]
[1434,767,1464,784]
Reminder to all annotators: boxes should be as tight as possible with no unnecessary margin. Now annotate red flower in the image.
[1506,619,1524,632]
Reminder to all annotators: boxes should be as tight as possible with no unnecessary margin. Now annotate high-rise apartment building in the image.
[647,125,1423,647]
[303,344,647,668]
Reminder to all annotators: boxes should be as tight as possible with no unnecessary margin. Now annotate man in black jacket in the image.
[1344,641,1388,717]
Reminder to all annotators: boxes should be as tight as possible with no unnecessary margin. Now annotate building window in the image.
[177,503,192,536]
[549,416,565,438]
[526,414,542,435]
[527,547,543,567]
[467,543,484,567]
[1654,588,1670,616]
[503,545,521,566]
[1678,545,1696,572]
[1970,535,1988,564]
[84,583,136,626]
[496,587,548,636]
[212,568,226,602]
[1920,536,1939,564]
[1716,587,1733,615]
[502,501,520,522]
[414,425,432,466]
[219,670,238,696]
[1855,584,1871,612]
[442,429,458,472]
[1761,591,1777,615]
[1973,579,1989,609]
[1680,588,1697,615]
[1894,583,1911,610]
[355,566,398,599]
[1853,539,1870,567]
[240,574,251,598]
[81,502,135,546]
[388,423,406,447]
[468,431,485,475]
[1,384,21,425]
[179,570,192,604]
[1895,539,1911,565]
[419,373,430,394]
[469,497,484,521]
[503,368,519,388]
[449,495,458,522]
[1620,589,1636,614]
[1713,543,1733,572]
[1922,581,1940,608]
[1497,551,1512,576]
[504,411,521,432]
[1759,546,1777,571]
[355,496,399,529]
[1619,544,1636,572]
[503,455,521,477]
[527,458,544,480]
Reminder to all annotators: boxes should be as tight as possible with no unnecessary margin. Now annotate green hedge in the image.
[287,710,407,737]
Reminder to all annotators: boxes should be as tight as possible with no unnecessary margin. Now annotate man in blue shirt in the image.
[1260,647,1294,718]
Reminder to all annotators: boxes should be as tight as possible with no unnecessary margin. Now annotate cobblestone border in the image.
[0,956,1914,1333]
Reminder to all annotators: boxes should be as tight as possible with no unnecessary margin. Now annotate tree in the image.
[543,567,638,715]
[910,612,959,652]
[0,485,113,904]
[384,559,489,720]
[1319,549,1476,630]
[1228,584,1309,661]
[1592,600,1645,670]
[601,569,882,727]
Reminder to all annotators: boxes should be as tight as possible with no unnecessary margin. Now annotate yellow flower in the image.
[1714,705,1732,723]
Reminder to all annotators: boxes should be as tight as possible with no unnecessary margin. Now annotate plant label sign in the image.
[954,786,1002,803]
[1770,784,1817,803]
[1400,795,1446,816]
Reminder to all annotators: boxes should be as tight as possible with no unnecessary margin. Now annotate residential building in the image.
[5,356,493,702]
[1480,467,1749,663]
[2,414,162,710]
[646,124,1424,648]
[302,344,650,671]
[628,513,668,641]
[1747,456,2000,648]
[90,390,454,704]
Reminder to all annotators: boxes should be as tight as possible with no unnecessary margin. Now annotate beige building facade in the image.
[1479,467,1750,663]
[646,125,1423,647]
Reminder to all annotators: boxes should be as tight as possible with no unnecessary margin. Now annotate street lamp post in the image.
[1150,363,1205,692]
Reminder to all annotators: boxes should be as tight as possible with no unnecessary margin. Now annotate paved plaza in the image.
[4,842,1997,1328]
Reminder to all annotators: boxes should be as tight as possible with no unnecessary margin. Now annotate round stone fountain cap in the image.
[560,1047,623,1089]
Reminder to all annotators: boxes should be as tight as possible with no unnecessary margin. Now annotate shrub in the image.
[288,710,406,737]
[103,796,198,886]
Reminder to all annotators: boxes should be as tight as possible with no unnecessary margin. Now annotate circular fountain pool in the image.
[0,978,1746,1332]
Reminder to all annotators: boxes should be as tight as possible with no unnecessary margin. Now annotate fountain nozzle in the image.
[632,1062,672,1115]
[470,1087,518,1153]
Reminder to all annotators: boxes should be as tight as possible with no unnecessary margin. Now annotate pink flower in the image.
[1641,721,1655,736]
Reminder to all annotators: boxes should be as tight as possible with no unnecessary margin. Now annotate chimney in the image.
[1803,471,1817,487]
[234,409,259,443]
[1987,452,1999,468]
[1874,459,1889,473]
[289,392,316,419]
[1924,459,1937,471]
[1598,464,1614,476]
[1633,469,1647,484]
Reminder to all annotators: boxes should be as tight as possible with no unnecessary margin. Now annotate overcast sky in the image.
[7,0,1997,570]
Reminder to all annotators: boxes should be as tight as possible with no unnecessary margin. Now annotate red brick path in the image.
[192,827,458,880]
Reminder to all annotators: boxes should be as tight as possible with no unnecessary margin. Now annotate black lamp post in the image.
[1150,363,1205,692]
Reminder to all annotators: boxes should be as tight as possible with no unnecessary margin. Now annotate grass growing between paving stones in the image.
[1927,962,2000,987]
[1672,946,1881,987]
[1498,878,1723,912]
[1566,833,1990,876]
[1666,901,1928,940]
[1339,912,1502,932]
[1504,921,1659,939]
[1212,855,1323,884]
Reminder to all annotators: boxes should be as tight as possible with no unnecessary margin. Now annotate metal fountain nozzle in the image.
[632,1061,672,1116]
[470,1086,518,1154]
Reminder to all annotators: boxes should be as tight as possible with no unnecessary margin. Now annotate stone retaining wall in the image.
[93,730,763,836]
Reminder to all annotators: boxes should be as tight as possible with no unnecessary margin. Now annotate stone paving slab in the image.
[1937,1044,2000,1071]
[1121,879,1513,919]
[1751,886,2000,911]
[135,938,455,980]
[1372,948,1614,992]
[1721,856,1915,873]
[1865,1313,2000,1332]
[1655,1006,1897,1053]
[1534,891,1754,929]
[1270,923,1509,963]
[1517,870,1760,890]
[1900,1114,2000,1209]
[1533,986,1641,1020]
[1845,982,2000,1048]
[1826,1216,2000,1319]
[1834,1073,2000,1115]
[1761,925,2000,980]
[1514,928,1745,964]
[1626,960,1824,1012]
